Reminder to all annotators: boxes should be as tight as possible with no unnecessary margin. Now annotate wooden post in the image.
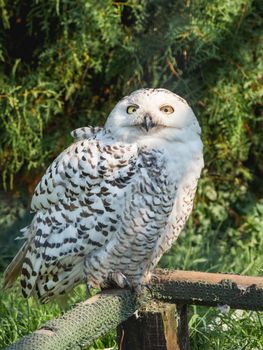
[117,301,190,350]
[176,304,190,350]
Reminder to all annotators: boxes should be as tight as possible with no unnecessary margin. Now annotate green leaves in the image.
[0,0,261,192]
[0,82,62,189]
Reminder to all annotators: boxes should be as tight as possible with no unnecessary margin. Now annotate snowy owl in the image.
[4,88,203,303]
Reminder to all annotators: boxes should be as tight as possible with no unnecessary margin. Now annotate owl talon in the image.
[108,271,132,289]
[138,283,154,298]
[150,273,160,284]
[122,274,133,291]
[86,283,93,297]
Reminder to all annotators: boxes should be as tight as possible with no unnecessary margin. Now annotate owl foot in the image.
[150,272,160,284]
[86,283,93,298]
[134,272,156,296]
[144,283,154,297]
[140,280,157,297]
[108,271,132,289]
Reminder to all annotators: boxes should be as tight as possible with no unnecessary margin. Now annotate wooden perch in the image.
[5,269,263,350]
[5,289,137,350]
[152,269,263,311]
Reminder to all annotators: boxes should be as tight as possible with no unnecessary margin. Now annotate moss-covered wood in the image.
[5,269,263,350]
[152,269,263,311]
[4,290,137,350]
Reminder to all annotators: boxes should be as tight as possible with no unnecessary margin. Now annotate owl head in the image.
[105,88,201,144]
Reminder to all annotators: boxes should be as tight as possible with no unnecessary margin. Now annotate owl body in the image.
[4,88,203,302]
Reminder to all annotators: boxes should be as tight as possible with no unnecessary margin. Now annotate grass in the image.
[0,281,117,349]
[0,189,263,349]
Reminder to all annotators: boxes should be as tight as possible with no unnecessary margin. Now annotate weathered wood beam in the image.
[5,290,137,350]
[5,269,263,350]
[152,269,263,311]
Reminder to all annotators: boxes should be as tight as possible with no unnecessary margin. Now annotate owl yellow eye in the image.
[160,105,174,114]
[127,105,139,114]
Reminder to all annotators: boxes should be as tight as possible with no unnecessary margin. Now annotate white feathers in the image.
[4,88,203,302]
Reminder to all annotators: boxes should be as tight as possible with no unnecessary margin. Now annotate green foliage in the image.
[0,280,117,349]
[0,0,262,349]
[0,283,61,346]
[189,306,263,350]
[0,82,62,188]
[0,0,262,193]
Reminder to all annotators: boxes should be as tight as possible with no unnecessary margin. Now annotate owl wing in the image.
[4,130,138,301]
[31,130,136,212]
[70,126,103,141]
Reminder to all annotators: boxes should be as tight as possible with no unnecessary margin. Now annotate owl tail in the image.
[35,259,85,303]
[3,241,28,289]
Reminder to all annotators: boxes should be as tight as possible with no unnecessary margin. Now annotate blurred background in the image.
[0,0,262,349]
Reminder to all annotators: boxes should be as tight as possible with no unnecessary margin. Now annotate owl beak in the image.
[142,114,155,132]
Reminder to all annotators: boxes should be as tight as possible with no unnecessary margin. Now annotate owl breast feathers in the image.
[4,88,204,303]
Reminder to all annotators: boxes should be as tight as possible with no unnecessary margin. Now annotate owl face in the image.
[105,88,201,142]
